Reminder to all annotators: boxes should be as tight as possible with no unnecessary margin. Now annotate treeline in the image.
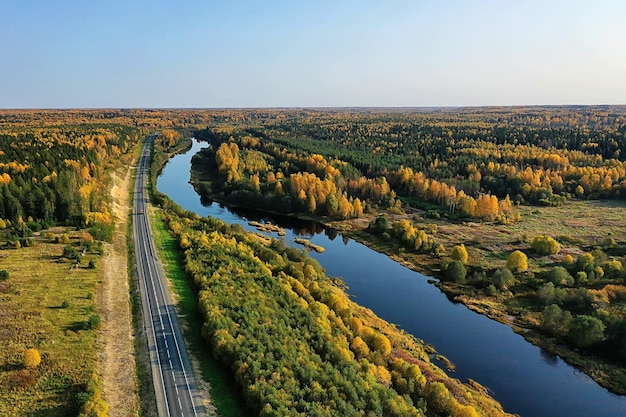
[161,207,510,417]
[193,139,377,220]
[189,106,626,223]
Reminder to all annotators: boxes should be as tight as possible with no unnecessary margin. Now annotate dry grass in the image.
[96,165,139,417]
[0,235,101,416]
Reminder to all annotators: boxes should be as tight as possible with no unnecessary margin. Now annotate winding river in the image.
[157,140,626,417]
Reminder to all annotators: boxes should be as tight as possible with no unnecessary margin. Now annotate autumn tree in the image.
[531,235,560,255]
[451,244,469,264]
[507,250,528,273]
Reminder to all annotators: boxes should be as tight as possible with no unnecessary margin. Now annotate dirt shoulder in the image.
[96,165,139,417]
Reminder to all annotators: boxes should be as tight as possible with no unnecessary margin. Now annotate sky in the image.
[1,0,625,108]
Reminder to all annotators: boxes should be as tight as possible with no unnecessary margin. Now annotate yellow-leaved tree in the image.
[507,250,529,273]
[451,244,469,264]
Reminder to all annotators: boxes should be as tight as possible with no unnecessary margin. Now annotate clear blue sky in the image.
[1,0,625,108]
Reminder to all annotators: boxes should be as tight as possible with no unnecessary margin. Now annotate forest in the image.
[188,106,626,394]
[158,203,510,417]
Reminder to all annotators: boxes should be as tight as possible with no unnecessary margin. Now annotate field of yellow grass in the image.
[0,232,102,416]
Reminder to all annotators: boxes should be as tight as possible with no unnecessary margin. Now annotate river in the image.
[157,139,626,417]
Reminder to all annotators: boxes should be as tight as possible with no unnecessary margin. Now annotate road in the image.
[133,135,205,417]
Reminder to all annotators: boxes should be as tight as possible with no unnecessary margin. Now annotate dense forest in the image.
[159,204,510,417]
[188,106,626,394]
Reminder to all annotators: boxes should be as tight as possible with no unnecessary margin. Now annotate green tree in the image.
[568,315,605,348]
[537,282,555,305]
[547,266,574,286]
[492,268,515,290]
[542,304,572,336]
[577,253,595,272]
[368,215,390,233]
[446,260,467,283]
[506,250,528,273]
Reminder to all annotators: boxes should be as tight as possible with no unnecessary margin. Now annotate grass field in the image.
[0,231,102,417]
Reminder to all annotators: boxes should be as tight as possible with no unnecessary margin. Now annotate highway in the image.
[133,135,205,417]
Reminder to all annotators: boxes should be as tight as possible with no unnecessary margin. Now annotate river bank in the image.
[190,172,626,396]
[161,138,626,417]
[339,220,626,396]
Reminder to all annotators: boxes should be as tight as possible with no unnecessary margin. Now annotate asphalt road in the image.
[134,135,205,417]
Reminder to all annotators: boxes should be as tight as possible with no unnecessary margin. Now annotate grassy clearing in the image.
[339,199,626,394]
[150,208,247,417]
[0,232,102,417]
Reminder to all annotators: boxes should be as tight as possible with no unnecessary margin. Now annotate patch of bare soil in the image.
[96,166,139,417]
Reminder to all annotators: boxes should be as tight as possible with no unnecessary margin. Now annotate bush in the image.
[577,253,595,272]
[63,245,78,259]
[23,348,41,368]
[0,270,8,281]
[59,233,71,244]
[531,235,560,255]
[537,282,556,305]
[603,260,624,279]
[450,244,469,264]
[446,260,467,283]
[492,268,515,290]
[542,304,572,336]
[485,284,498,296]
[547,266,574,286]
[562,254,574,266]
[506,250,528,273]
[89,223,115,243]
[84,314,101,330]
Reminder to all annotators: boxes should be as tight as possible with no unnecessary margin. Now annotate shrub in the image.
[23,348,41,368]
[89,223,115,242]
[577,253,595,272]
[506,250,528,273]
[84,314,101,330]
[63,245,78,259]
[603,260,624,279]
[542,304,572,336]
[547,266,573,286]
[446,260,467,283]
[0,270,8,281]
[531,235,560,255]
[426,382,453,415]
[450,244,469,264]
[562,254,574,266]
[485,284,498,296]
[492,268,515,290]
[537,282,556,305]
